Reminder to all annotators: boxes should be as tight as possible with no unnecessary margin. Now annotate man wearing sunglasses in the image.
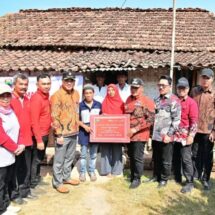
[152,75,181,188]
[191,68,215,191]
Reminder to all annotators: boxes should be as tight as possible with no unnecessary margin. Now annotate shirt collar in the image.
[12,91,27,100]
[83,100,97,109]
[60,86,74,95]
[37,89,49,99]
[200,86,213,93]
[160,92,171,99]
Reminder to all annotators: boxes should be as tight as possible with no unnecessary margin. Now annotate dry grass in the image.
[18,168,215,215]
[101,171,215,215]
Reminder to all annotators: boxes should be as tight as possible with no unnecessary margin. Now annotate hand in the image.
[186,136,194,145]
[163,135,171,144]
[209,133,215,142]
[84,125,93,133]
[128,128,136,137]
[37,142,45,150]
[15,144,25,156]
[51,122,60,130]
[56,136,64,145]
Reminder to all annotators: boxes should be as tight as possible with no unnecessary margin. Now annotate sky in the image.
[0,0,215,16]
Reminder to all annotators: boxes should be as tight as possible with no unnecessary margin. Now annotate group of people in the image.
[0,68,214,214]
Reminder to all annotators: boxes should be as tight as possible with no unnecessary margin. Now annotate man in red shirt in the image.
[173,77,198,193]
[30,73,51,188]
[125,78,155,189]
[10,74,37,204]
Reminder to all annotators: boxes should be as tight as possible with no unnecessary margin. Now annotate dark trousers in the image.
[128,141,145,181]
[31,135,49,188]
[192,133,214,182]
[0,165,13,215]
[173,142,194,183]
[10,146,32,200]
[152,140,173,182]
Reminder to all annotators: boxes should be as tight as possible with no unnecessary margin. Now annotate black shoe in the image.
[129,179,141,189]
[143,177,157,183]
[157,181,167,188]
[202,181,211,191]
[181,183,194,193]
[12,197,27,205]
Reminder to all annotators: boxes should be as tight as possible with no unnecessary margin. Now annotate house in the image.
[0,7,215,98]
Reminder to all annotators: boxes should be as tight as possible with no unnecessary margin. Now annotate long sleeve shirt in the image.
[11,92,33,146]
[125,95,155,142]
[174,96,198,143]
[152,93,181,142]
[30,89,51,143]
[0,111,19,167]
[191,86,215,134]
[51,87,80,137]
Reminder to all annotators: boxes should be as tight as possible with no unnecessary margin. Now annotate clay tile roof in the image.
[0,7,215,51]
[0,49,215,73]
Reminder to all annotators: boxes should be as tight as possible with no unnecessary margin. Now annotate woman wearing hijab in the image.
[100,84,124,177]
[0,84,24,215]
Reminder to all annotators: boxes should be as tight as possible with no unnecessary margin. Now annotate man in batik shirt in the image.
[152,75,181,188]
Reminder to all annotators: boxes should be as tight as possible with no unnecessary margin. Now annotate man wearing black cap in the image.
[125,78,155,189]
[173,77,198,193]
[51,71,80,193]
[116,71,130,102]
[191,68,215,190]
[152,75,181,188]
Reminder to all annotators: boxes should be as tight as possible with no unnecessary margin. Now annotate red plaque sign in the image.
[90,114,130,143]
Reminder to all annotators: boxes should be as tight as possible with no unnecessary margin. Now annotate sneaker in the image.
[79,173,86,182]
[89,172,97,182]
[181,183,194,193]
[56,185,70,194]
[129,179,141,189]
[7,205,21,213]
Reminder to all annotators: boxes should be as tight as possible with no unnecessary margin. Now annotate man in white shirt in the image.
[93,72,107,103]
[116,71,131,103]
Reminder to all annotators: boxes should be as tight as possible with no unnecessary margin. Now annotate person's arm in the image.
[131,99,155,134]
[188,100,198,137]
[0,118,18,153]
[50,93,63,136]
[30,95,43,143]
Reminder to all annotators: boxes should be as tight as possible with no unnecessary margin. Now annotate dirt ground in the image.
[17,150,215,215]
[17,164,215,215]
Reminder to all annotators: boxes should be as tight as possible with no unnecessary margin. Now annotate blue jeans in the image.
[80,144,98,174]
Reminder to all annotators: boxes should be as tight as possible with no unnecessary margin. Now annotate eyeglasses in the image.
[157,84,169,88]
